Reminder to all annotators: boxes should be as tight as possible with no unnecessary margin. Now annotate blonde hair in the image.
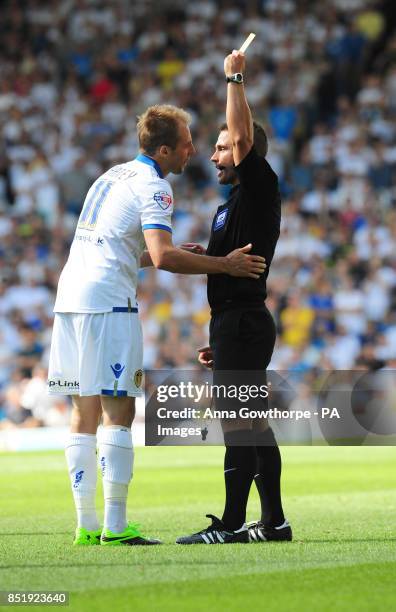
[136,105,192,155]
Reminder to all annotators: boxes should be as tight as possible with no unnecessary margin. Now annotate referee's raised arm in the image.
[224,50,254,165]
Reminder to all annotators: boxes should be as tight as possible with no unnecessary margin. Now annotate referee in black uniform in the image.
[177,50,291,545]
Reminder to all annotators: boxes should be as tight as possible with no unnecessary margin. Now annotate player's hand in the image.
[197,346,213,369]
[226,243,266,279]
[224,50,246,77]
[179,243,206,255]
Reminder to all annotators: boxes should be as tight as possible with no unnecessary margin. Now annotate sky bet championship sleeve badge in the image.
[153,191,172,210]
[134,369,143,388]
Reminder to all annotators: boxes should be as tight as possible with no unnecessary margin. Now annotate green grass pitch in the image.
[1,446,395,611]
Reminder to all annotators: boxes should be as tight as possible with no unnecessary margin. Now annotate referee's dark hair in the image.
[219,121,268,157]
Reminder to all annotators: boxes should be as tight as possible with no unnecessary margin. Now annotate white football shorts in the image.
[47,311,143,397]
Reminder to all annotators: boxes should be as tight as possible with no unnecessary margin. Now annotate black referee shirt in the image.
[206,146,281,313]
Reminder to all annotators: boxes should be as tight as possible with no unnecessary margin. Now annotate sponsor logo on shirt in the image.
[153,191,172,210]
[75,234,94,243]
[214,208,228,231]
[74,234,104,246]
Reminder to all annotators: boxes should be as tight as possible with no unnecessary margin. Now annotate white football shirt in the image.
[54,155,173,313]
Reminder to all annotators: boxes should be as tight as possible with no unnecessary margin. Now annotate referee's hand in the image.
[226,243,266,279]
[197,346,213,369]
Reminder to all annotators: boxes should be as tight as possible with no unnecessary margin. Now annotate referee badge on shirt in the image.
[214,208,228,231]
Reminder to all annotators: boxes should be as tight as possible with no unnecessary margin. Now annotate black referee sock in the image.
[254,428,285,528]
[221,429,256,531]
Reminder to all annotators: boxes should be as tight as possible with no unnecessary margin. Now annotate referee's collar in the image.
[136,153,164,179]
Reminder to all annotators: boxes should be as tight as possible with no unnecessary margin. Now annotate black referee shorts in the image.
[209,306,276,431]
[209,305,276,371]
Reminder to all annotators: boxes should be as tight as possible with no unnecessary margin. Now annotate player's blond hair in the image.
[137,105,192,155]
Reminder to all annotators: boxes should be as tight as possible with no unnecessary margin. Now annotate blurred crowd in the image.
[1,0,396,429]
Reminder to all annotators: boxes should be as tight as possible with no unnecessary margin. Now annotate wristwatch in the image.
[226,73,244,84]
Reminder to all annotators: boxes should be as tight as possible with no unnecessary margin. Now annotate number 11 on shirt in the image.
[78,180,112,231]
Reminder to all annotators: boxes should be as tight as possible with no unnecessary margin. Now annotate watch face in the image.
[227,73,243,83]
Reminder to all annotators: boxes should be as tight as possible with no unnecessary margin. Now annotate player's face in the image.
[211,130,238,185]
[168,123,196,174]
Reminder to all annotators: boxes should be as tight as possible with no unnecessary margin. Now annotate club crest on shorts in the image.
[134,369,143,388]
[110,363,125,378]
[214,208,228,231]
[153,191,172,210]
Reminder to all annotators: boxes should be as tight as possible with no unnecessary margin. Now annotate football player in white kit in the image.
[48,104,266,546]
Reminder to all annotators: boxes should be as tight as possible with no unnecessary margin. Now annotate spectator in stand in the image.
[280,291,315,348]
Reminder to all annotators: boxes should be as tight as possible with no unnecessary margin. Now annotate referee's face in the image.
[211,130,238,185]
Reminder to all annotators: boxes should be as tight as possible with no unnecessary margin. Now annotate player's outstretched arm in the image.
[143,228,266,278]
[224,50,253,165]
[140,243,205,267]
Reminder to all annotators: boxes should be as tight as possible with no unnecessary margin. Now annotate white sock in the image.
[97,426,134,533]
[65,433,100,531]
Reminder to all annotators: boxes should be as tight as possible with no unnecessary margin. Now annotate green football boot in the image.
[73,527,102,546]
[100,522,161,546]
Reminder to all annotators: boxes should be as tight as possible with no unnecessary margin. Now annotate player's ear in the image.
[158,144,170,157]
